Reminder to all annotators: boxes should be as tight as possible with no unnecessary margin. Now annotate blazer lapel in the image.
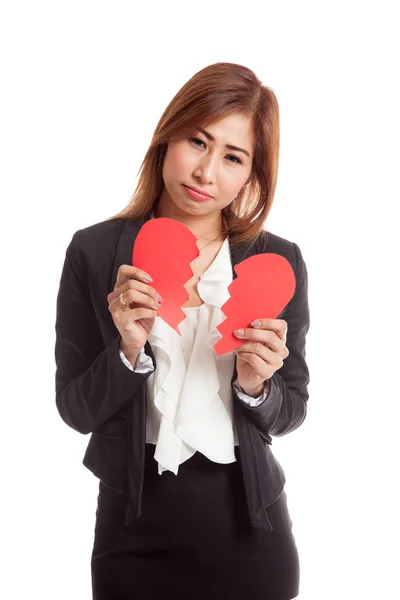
[111,214,152,290]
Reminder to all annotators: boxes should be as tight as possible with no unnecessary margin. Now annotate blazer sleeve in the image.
[232,241,310,439]
[54,229,155,435]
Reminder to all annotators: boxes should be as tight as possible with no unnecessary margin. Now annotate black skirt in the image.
[91,443,300,600]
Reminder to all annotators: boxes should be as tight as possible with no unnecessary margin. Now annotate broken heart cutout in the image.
[213,253,296,356]
[132,218,199,334]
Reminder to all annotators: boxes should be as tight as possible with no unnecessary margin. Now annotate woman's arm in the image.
[54,230,155,435]
[232,242,310,438]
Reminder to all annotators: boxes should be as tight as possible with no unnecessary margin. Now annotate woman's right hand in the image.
[107,265,163,352]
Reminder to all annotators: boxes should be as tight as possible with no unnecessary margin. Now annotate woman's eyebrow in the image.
[198,128,250,158]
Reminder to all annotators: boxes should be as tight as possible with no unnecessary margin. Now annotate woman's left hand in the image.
[234,318,289,397]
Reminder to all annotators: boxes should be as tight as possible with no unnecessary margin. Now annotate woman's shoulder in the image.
[66,217,143,267]
[254,229,305,271]
[76,216,146,250]
[257,228,294,250]
[77,217,127,244]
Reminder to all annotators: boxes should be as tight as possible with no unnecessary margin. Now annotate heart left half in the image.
[132,218,199,334]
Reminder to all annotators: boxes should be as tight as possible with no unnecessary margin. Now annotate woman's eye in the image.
[189,137,242,164]
[227,154,242,164]
[190,137,206,148]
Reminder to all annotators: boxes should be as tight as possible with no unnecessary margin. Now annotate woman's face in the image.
[159,112,254,219]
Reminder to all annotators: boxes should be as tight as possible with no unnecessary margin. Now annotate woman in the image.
[55,62,310,600]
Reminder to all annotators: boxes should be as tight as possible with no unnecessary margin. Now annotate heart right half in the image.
[213,253,296,356]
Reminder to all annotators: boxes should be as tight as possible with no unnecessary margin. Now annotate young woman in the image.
[55,62,310,600]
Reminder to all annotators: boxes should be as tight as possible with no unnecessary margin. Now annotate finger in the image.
[250,318,288,342]
[128,307,159,321]
[234,351,271,378]
[236,346,285,373]
[115,264,153,289]
[109,296,159,321]
[109,288,161,314]
[123,288,162,310]
[236,341,286,368]
[108,294,132,316]
[234,328,282,351]
[108,278,161,306]
[235,341,273,364]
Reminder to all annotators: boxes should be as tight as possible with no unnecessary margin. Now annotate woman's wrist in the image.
[240,381,266,398]
[119,339,141,367]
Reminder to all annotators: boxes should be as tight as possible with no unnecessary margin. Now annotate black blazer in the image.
[55,212,310,531]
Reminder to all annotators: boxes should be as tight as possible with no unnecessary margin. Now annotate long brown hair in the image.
[106,62,280,249]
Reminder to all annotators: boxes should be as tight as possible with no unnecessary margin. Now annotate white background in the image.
[1,1,399,598]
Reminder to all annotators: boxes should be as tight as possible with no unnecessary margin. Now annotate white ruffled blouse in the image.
[119,233,269,476]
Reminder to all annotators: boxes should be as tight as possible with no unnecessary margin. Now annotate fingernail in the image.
[234,329,244,336]
[144,273,153,282]
[251,320,262,327]
[156,293,163,303]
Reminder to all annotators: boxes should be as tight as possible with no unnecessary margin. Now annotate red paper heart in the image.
[132,218,199,334]
[214,253,296,356]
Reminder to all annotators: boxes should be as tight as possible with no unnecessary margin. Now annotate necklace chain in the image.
[198,233,223,251]
[197,215,228,251]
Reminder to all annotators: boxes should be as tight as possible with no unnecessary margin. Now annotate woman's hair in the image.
[106,62,280,248]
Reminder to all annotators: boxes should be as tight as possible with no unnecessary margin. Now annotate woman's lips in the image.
[182,185,212,201]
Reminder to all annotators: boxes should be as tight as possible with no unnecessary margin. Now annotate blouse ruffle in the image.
[145,236,239,475]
